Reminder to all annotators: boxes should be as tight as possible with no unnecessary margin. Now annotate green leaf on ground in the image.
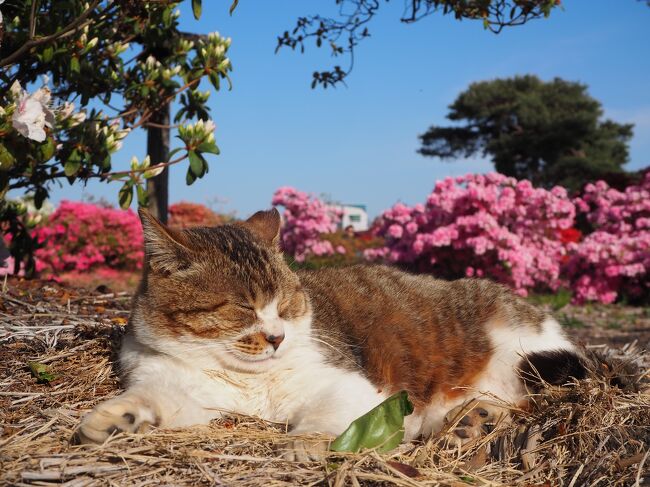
[330,390,414,453]
[28,362,57,384]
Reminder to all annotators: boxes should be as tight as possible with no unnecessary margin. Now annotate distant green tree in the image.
[417,75,634,190]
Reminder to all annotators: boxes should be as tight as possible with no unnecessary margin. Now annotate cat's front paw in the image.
[73,394,159,445]
[277,436,333,462]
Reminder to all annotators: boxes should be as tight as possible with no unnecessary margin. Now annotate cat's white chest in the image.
[201,367,295,422]
[195,345,388,433]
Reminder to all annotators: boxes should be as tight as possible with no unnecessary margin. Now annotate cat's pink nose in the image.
[265,334,284,351]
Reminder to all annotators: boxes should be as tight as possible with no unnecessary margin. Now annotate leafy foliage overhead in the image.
[276,0,561,88]
[417,76,634,190]
[0,0,231,274]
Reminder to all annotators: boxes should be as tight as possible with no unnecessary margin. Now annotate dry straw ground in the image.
[1,277,649,486]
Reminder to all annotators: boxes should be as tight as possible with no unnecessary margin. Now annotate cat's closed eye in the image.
[234,302,255,312]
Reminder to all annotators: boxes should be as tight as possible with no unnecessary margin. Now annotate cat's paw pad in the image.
[73,395,158,445]
[277,437,332,462]
[441,400,508,449]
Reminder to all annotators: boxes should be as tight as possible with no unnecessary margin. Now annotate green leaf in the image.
[70,56,80,74]
[64,160,81,177]
[330,391,414,453]
[186,167,197,185]
[118,182,133,209]
[136,184,149,207]
[196,141,220,155]
[229,0,239,15]
[39,137,56,161]
[42,46,54,63]
[168,147,184,159]
[192,0,202,19]
[162,7,172,27]
[188,150,204,177]
[28,362,57,384]
[0,143,16,170]
[102,155,112,171]
[208,72,221,91]
[34,187,48,209]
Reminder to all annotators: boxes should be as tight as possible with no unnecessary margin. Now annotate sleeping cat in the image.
[74,208,585,459]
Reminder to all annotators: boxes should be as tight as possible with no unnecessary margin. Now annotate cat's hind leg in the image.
[439,399,510,449]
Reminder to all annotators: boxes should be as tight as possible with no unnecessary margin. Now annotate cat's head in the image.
[131,208,310,372]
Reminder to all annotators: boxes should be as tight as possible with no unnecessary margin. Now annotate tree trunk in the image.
[146,102,170,223]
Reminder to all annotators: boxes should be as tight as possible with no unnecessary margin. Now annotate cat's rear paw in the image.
[72,395,159,445]
[440,400,508,449]
[277,436,332,462]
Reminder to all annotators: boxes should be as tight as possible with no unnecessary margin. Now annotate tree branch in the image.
[0,0,102,68]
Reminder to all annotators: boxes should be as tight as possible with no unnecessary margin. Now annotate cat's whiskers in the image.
[309,330,362,351]
[306,336,350,359]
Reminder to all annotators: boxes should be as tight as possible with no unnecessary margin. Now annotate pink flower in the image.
[31,201,144,274]
[388,224,403,239]
[365,172,578,296]
[272,187,343,261]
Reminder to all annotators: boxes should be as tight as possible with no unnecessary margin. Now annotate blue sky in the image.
[49,0,650,218]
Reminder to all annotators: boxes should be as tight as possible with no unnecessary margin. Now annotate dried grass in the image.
[1,278,648,486]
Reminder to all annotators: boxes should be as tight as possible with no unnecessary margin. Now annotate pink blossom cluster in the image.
[566,174,650,304]
[365,173,576,297]
[32,201,144,273]
[271,187,345,262]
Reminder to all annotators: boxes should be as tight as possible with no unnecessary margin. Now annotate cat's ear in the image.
[139,208,192,273]
[243,208,281,247]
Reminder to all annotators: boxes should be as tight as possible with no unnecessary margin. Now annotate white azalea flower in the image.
[32,86,55,127]
[12,86,55,143]
[13,95,48,142]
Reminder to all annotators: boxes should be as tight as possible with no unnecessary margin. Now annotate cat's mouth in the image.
[222,349,277,371]
[233,352,274,363]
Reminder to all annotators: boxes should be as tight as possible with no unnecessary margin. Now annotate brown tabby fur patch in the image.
[131,209,549,409]
[300,267,545,407]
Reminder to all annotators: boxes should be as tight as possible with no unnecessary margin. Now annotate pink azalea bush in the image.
[272,187,344,262]
[566,174,650,304]
[32,201,144,274]
[2,174,647,306]
[365,173,576,297]
[168,201,224,230]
